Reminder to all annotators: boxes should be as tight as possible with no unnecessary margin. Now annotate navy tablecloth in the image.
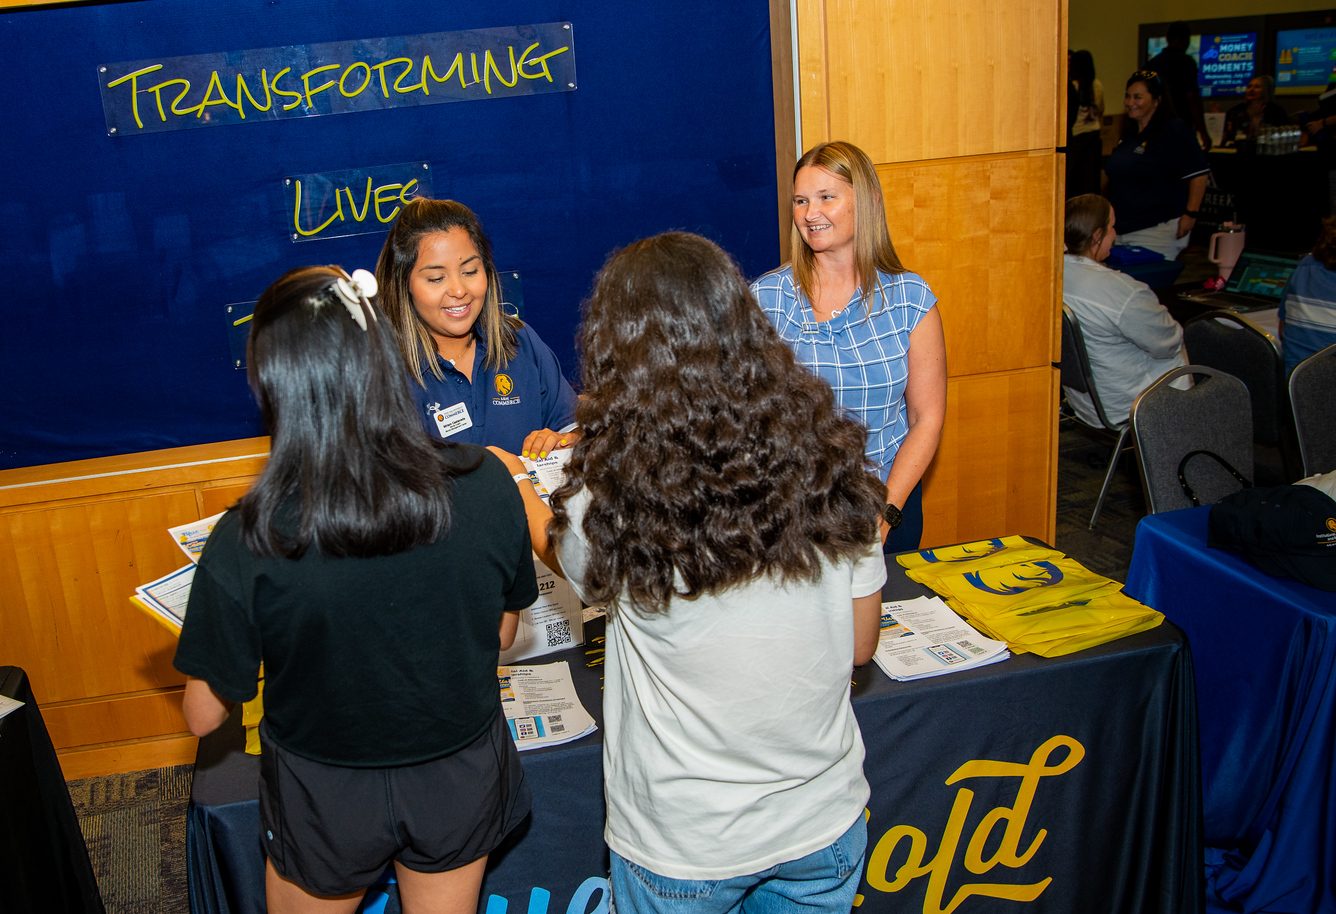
[189,559,1202,914]
[1126,507,1336,914]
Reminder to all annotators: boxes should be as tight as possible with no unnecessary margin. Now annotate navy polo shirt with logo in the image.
[410,323,578,454]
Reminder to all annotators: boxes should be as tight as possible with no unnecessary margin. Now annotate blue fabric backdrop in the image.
[0,1,778,469]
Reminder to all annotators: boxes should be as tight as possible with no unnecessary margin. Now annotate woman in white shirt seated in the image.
[1062,193,1188,426]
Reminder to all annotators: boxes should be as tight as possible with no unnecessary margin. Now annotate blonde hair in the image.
[791,141,906,308]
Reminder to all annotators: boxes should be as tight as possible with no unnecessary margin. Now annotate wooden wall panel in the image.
[790,0,1065,546]
[0,440,267,776]
[797,0,1061,162]
[923,367,1057,546]
[878,152,1058,376]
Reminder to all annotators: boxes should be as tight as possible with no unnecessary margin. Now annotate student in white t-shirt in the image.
[489,231,886,914]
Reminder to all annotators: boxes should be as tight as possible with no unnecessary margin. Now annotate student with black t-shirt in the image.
[175,265,535,913]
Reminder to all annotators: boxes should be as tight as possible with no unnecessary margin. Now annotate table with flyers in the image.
[186,550,1201,914]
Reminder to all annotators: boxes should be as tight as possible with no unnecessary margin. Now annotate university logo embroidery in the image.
[1326,517,1336,534]
[495,374,514,397]
[963,561,1066,596]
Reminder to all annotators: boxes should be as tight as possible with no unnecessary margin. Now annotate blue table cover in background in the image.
[1126,507,1336,914]
[187,556,1202,914]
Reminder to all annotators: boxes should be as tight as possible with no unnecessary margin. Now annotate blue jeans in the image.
[609,816,867,914]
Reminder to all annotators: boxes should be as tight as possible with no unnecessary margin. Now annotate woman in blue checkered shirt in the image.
[752,141,947,552]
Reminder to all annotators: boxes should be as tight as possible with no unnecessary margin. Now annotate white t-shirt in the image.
[1062,253,1189,427]
[555,488,887,880]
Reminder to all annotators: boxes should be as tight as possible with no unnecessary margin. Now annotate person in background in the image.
[752,140,947,553]
[491,231,886,914]
[1062,194,1189,426]
[1103,70,1210,261]
[1146,20,1211,150]
[1279,216,1336,376]
[1067,49,1105,198]
[376,198,579,458]
[1222,76,1292,147]
[175,265,535,913]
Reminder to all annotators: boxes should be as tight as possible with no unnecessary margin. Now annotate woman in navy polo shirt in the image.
[376,198,579,457]
[1103,69,1210,261]
[752,141,947,553]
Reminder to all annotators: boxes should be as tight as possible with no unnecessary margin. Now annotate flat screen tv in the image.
[1275,26,1336,93]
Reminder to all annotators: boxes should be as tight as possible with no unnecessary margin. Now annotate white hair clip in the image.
[333,268,380,331]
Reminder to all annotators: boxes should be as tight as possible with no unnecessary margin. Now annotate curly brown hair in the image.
[548,232,884,611]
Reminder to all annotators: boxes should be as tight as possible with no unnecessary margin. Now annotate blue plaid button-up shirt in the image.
[752,265,937,480]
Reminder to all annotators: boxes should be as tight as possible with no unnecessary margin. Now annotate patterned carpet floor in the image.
[68,765,193,914]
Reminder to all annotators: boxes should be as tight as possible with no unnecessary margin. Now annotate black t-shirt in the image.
[174,447,539,766]
[1104,117,1210,234]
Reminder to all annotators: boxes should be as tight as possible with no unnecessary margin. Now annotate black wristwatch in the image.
[1183,209,1200,218]
[882,502,903,530]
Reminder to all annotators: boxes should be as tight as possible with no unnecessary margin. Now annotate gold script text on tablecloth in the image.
[861,735,1085,913]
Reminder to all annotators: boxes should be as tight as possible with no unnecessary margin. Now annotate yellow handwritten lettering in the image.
[235,69,273,114]
[292,178,344,238]
[338,61,372,98]
[152,78,196,119]
[371,57,415,97]
[269,67,304,111]
[861,735,1084,914]
[393,59,430,97]
[345,178,374,223]
[105,64,166,129]
[399,178,420,205]
[423,53,469,91]
[483,47,519,94]
[374,183,406,223]
[517,42,570,82]
[301,64,340,107]
[196,70,242,119]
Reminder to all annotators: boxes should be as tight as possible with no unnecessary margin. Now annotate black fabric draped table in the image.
[187,557,1202,914]
[0,666,105,914]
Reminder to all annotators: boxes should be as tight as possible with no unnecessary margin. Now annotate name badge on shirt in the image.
[430,402,473,438]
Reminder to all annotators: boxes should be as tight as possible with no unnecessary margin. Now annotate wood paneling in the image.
[923,367,1058,546]
[878,152,1059,376]
[0,440,266,776]
[796,0,1062,161]
[44,690,192,749]
[790,0,1065,545]
[58,735,200,782]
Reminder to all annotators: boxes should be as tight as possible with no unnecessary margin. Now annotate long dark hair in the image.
[375,198,519,383]
[1071,50,1096,108]
[240,265,481,558]
[549,232,884,611]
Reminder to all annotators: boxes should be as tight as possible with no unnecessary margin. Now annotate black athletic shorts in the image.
[258,709,531,896]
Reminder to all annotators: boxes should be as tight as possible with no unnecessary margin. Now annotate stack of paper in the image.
[898,536,1163,657]
[499,661,597,750]
[873,596,1010,681]
[130,512,225,633]
[502,448,585,664]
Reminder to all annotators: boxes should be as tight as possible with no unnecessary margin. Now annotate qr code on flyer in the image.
[545,619,573,647]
